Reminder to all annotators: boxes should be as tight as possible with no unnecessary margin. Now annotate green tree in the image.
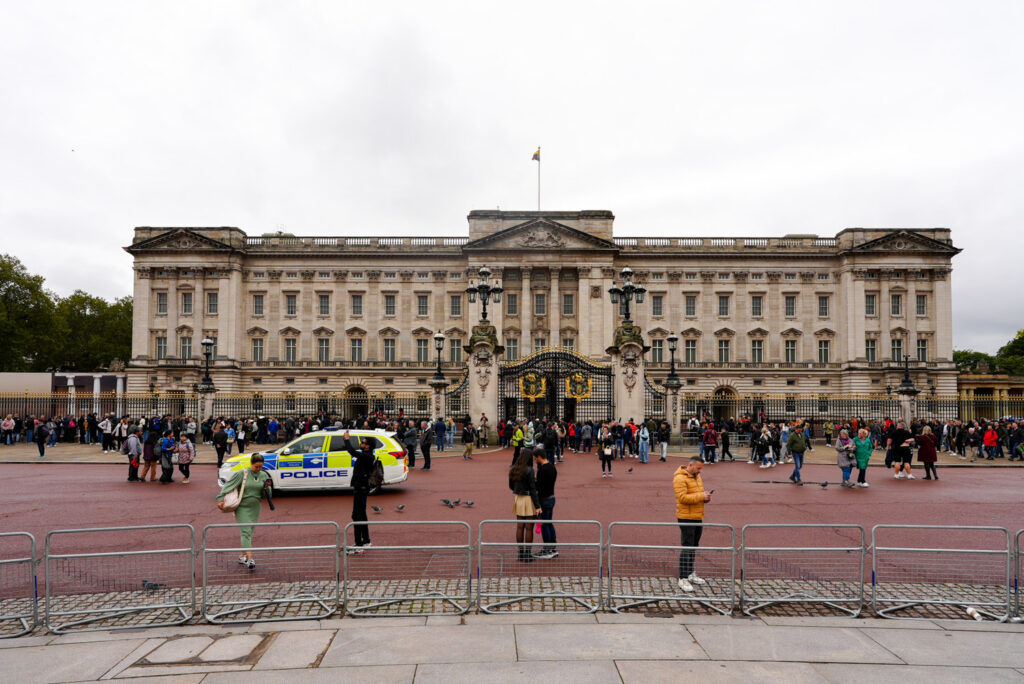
[0,255,57,371]
[49,291,133,371]
[995,329,1024,376]
[953,349,994,372]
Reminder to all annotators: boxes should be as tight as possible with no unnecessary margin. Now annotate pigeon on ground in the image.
[453,498,461,505]
[142,580,166,591]
[820,481,828,488]
[371,505,383,514]
[396,504,406,512]
[464,501,474,507]
[626,467,634,473]
[441,498,453,507]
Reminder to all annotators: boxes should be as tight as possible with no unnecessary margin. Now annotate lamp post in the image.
[665,331,681,432]
[198,337,215,392]
[465,265,503,321]
[607,265,646,321]
[429,330,448,417]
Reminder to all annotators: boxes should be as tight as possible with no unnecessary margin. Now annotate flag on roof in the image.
[532,147,540,161]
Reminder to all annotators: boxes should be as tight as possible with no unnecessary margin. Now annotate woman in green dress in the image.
[216,453,270,569]
[853,428,873,488]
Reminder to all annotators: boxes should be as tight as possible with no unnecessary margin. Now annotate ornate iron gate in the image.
[498,348,613,423]
[644,376,666,422]
[446,372,469,420]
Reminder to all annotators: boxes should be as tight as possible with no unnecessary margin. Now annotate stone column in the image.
[608,320,647,424]
[668,385,681,439]
[200,390,215,420]
[549,270,560,347]
[467,340,499,443]
[898,390,918,425]
[92,375,102,414]
[116,376,125,417]
[66,376,76,416]
[521,266,532,352]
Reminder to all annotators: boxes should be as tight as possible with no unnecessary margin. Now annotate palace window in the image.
[651,295,663,317]
[917,339,928,362]
[784,339,797,363]
[252,294,264,316]
[685,296,696,317]
[284,338,297,362]
[156,292,168,315]
[350,338,363,362]
[865,294,876,316]
[784,295,796,317]
[505,293,518,315]
[251,338,264,362]
[865,339,877,362]
[916,294,927,316]
[384,294,396,316]
[207,292,218,314]
[684,339,697,363]
[718,295,730,316]
[450,295,462,316]
[651,339,663,363]
[318,294,330,316]
[449,339,462,363]
[285,294,297,316]
[180,336,192,360]
[181,292,193,315]
[534,337,547,353]
[818,296,829,317]
[156,336,167,360]
[891,294,903,316]
[563,293,575,316]
[534,293,547,316]
[505,338,519,361]
[718,339,730,363]
[751,295,763,317]
[318,338,330,362]
[891,339,903,361]
[383,338,396,362]
[562,337,575,349]
[817,340,830,363]
[751,339,763,363]
[416,338,429,362]
[417,295,429,316]
[351,294,363,316]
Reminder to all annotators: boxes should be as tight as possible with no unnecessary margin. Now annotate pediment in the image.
[747,327,770,337]
[175,325,193,335]
[502,326,521,336]
[890,326,909,336]
[781,327,803,337]
[714,327,735,338]
[346,326,366,337]
[463,218,618,252]
[647,327,671,337]
[445,327,467,338]
[378,326,401,336]
[411,327,434,336]
[246,326,267,336]
[559,326,578,336]
[814,327,836,338]
[125,228,236,253]
[312,326,334,336]
[846,230,960,255]
[278,326,302,336]
[680,327,702,337]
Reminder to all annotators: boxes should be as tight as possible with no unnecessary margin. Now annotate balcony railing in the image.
[243,236,469,250]
[612,236,838,250]
[236,360,466,369]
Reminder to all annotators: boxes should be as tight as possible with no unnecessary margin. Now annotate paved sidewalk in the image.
[1,613,1022,683]
[2,440,1020,468]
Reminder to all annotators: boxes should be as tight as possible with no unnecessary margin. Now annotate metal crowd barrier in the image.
[872,525,1012,622]
[607,522,735,615]
[0,533,37,638]
[343,521,472,616]
[1017,529,1024,618]
[202,521,340,624]
[45,525,195,634]
[740,524,865,617]
[477,520,602,614]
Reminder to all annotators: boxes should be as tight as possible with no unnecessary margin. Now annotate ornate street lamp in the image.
[430,330,447,389]
[608,265,646,321]
[198,337,216,393]
[465,265,503,322]
[898,353,916,393]
[665,331,681,391]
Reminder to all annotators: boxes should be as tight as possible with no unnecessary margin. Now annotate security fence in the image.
[3,522,1023,635]
[740,524,866,617]
[607,522,735,615]
[0,533,37,638]
[44,525,196,634]
[202,522,341,624]
[477,520,603,613]
[871,525,1012,621]
[343,521,473,616]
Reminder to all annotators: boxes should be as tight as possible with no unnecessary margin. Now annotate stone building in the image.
[124,210,960,421]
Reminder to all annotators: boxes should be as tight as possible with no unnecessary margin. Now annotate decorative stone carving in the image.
[136,267,152,279]
[607,321,647,354]
[472,347,493,390]
[301,270,315,280]
[601,267,616,279]
[668,271,682,282]
[267,270,282,280]
[591,285,602,298]
[700,271,716,282]
[621,348,640,397]
[367,270,381,281]
[465,320,502,354]
[333,270,348,281]
[517,227,565,248]
[400,270,414,281]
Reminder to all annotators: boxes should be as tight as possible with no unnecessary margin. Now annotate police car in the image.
[216,428,409,491]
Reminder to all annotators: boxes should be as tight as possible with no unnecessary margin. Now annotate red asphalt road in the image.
[3,448,1022,554]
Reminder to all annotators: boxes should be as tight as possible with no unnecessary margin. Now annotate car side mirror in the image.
[281,447,293,456]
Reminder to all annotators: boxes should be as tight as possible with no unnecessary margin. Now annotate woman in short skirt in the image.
[508,447,540,562]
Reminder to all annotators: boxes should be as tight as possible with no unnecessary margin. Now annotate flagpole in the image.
[537,146,541,211]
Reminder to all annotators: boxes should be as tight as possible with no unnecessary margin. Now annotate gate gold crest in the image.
[520,373,547,402]
[565,372,592,400]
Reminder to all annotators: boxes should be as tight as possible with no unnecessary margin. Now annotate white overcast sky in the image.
[1,1,1021,353]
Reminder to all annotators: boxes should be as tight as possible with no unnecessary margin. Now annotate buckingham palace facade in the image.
[125,210,960,409]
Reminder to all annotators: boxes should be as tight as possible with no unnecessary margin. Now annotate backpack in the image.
[120,439,131,455]
[368,458,385,492]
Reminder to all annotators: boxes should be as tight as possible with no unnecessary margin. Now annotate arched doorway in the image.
[711,387,737,425]
[343,386,368,420]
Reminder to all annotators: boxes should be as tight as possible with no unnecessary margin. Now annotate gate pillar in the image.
[607,321,647,424]
[466,321,503,443]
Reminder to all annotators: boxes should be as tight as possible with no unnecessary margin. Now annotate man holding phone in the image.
[673,457,711,592]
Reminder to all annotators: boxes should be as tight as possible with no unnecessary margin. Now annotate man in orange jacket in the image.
[673,457,712,592]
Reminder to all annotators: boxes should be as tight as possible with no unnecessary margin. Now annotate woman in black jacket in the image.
[508,448,540,562]
[343,431,375,552]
